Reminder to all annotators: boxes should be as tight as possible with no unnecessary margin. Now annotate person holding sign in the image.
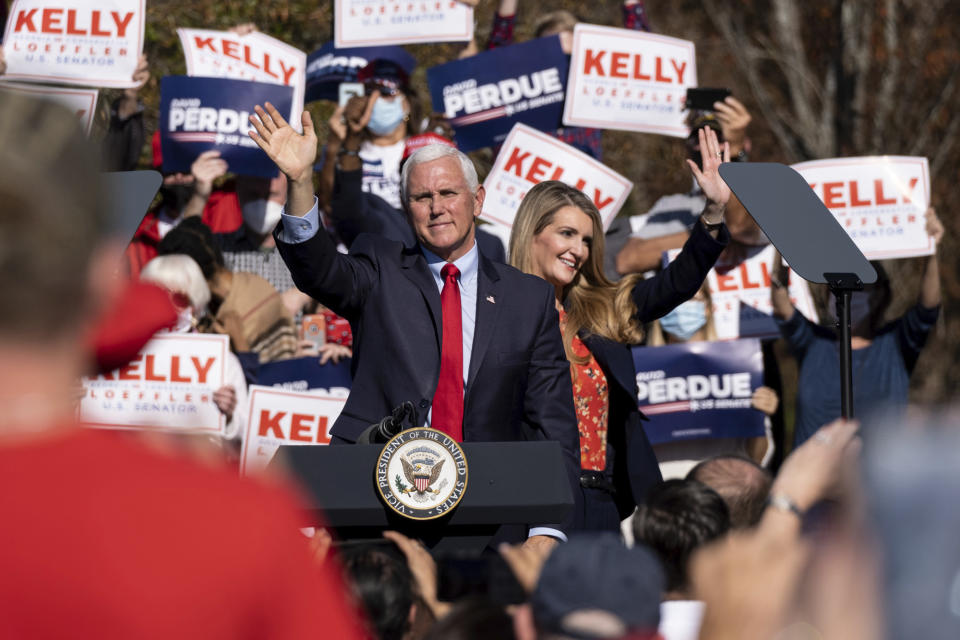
[646,282,778,478]
[507,127,731,532]
[319,59,418,213]
[771,208,943,447]
[250,102,582,547]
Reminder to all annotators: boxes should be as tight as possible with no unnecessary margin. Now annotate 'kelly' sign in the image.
[0,81,97,134]
[563,24,696,138]
[791,156,932,260]
[178,28,306,132]
[482,123,632,231]
[2,0,144,88]
[664,244,820,341]
[80,333,228,434]
[239,386,347,476]
[334,0,473,47]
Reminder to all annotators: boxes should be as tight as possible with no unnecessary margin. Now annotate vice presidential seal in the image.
[374,428,468,521]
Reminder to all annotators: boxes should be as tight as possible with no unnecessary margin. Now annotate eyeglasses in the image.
[364,81,401,97]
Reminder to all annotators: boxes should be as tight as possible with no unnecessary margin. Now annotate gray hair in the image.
[400,144,479,205]
[141,255,212,312]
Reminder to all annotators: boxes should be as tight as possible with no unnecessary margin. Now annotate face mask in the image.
[241,199,284,235]
[367,96,406,136]
[659,300,707,342]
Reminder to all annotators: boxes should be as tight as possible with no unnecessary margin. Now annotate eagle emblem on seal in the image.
[400,455,445,495]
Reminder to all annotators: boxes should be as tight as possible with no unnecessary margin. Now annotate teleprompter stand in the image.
[272,441,574,553]
[719,163,876,419]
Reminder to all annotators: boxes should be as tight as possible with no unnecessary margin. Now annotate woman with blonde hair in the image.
[508,127,731,531]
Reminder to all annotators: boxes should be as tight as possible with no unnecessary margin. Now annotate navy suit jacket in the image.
[582,220,729,518]
[275,224,582,534]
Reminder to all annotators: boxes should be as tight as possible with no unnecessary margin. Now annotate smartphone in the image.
[685,87,731,111]
[301,314,326,351]
[436,554,527,605]
[339,82,365,107]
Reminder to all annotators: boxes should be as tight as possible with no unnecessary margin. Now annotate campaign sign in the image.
[0,81,97,135]
[239,386,347,476]
[791,156,932,260]
[255,357,353,394]
[334,0,473,47]
[665,244,819,341]
[563,24,695,138]
[482,123,632,231]
[80,333,228,434]
[2,0,144,88]
[305,41,415,103]
[159,76,292,179]
[178,28,306,131]
[632,339,764,445]
[427,36,568,152]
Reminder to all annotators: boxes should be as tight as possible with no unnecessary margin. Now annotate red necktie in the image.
[432,263,463,441]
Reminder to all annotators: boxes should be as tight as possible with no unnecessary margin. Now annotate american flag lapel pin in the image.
[486,295,496,304]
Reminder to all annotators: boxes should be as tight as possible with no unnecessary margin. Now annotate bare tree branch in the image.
[931,113,960,178]
[871,0,900,152]
[910,64,960,156]
[770,0,824,153]
[701,0,809,161]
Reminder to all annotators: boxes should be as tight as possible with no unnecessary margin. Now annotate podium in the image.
[273,441,574,552]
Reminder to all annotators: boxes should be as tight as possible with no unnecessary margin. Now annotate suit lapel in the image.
[583,334,638,398]
[399,246,442,351]
[467,255,501,389]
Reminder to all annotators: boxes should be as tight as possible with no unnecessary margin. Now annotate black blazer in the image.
[583,220,729,517]
[275,223,582,534]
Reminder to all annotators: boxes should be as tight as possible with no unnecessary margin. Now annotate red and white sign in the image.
[563,24,695,138]
[482,123,632,231]
[2,0,144,88]
[0,81,97,134]
[239,386,347,476]
[791,156,932,260]
[334,0,473,47]
[80,333,228,434]
[668,244,819,340]
[178,28,306,130]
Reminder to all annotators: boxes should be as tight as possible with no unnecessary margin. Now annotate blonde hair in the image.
[509,181,644,364]
[534,10,578,37]
[647,281,718,345]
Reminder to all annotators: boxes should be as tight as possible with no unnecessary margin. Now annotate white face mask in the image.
[162,306,196,334]
[242,199,284,235]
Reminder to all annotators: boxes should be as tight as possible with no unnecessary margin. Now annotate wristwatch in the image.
[701,216,723,233]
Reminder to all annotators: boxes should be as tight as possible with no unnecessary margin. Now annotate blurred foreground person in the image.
[0,94,363,638]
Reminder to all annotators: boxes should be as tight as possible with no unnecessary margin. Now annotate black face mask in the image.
[159,184,194,217]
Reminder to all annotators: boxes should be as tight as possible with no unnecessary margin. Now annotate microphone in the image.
[356,401,418,444]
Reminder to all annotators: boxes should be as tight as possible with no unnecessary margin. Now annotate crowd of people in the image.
[0,1,950,638]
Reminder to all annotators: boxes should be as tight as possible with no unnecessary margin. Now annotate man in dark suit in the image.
[249,103,580,545]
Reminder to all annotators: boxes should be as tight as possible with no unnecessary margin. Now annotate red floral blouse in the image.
[560,311,609,471]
